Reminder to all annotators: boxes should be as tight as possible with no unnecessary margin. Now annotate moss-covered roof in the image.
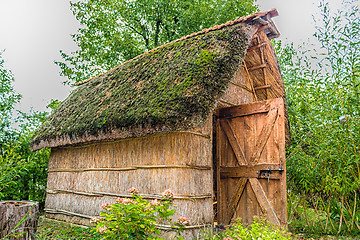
[31,10,279,150]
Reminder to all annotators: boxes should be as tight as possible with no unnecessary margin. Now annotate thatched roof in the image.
[31,9,279,151]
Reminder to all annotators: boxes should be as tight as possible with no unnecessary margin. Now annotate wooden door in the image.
[215,98,286,226]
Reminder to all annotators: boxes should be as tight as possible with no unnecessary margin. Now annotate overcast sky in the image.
[0,0,345,114]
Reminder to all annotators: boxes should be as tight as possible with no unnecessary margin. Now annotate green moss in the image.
[195,49,217,66]
[169,40,185,48]
[199,42,207,48]
[217,29,230,40]
[146,49,159,56]
[31,23,252,147]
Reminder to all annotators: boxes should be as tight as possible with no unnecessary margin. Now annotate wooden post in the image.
[0,201,39,240]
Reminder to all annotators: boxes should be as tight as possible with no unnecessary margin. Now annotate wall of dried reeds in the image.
[44,116,213,238]
[243,30,285,100]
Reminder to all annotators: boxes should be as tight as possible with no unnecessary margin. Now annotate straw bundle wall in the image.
[216,29,286,109]
[44,118,213,238]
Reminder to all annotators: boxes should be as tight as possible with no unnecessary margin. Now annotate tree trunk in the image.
[0,201,39,240]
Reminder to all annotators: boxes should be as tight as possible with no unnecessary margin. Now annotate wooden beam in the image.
[258,38,268,98]
[48,164,211,173]
[249,178,281,225]
[256,25,270,34]
[220,119,248,165]
[230,81,253,93]
[45,208,93,219]
[247,63,267,72]
[225,179,247,224]
[47,189,212,200]
[254,84,271,91]
[247,42,268,52]
[44,209,212,229]
[215,100,270,118]
[243,62,258,101]
[216,119,223,224]
[220,164,281,179]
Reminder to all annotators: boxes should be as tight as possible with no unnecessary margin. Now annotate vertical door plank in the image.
[220,119,248,165]
[225,178,247,224]
[216,119,224,224]
[277,99,287,224]
[249,178,280,225]
[250,108,278,165]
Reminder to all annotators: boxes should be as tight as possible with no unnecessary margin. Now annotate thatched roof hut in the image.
[31,9,288,238]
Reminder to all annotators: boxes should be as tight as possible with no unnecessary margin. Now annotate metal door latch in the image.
[257,166,284,179]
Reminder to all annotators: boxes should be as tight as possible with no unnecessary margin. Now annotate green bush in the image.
[0,112,50,208]
[202,218,291,240]
[92,188,187,239]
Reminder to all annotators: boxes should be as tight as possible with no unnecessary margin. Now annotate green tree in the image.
[0,51,50,207]
[56,0,258,84]
[0,51,21,142]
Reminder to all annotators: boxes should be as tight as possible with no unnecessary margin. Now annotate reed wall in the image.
[44,116,213,238]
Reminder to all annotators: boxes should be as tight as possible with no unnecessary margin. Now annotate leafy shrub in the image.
[202,217,291,240]
[0,123,49,207]
[92,188,188,239]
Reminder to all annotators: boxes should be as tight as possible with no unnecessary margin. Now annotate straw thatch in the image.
[30,9,280,151]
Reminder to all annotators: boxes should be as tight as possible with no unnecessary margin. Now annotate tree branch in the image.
[124,22,150,49]
[154,20,162,47]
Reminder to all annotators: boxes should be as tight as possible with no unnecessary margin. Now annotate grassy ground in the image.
[35,217,358,240]
[35,217,101,240]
